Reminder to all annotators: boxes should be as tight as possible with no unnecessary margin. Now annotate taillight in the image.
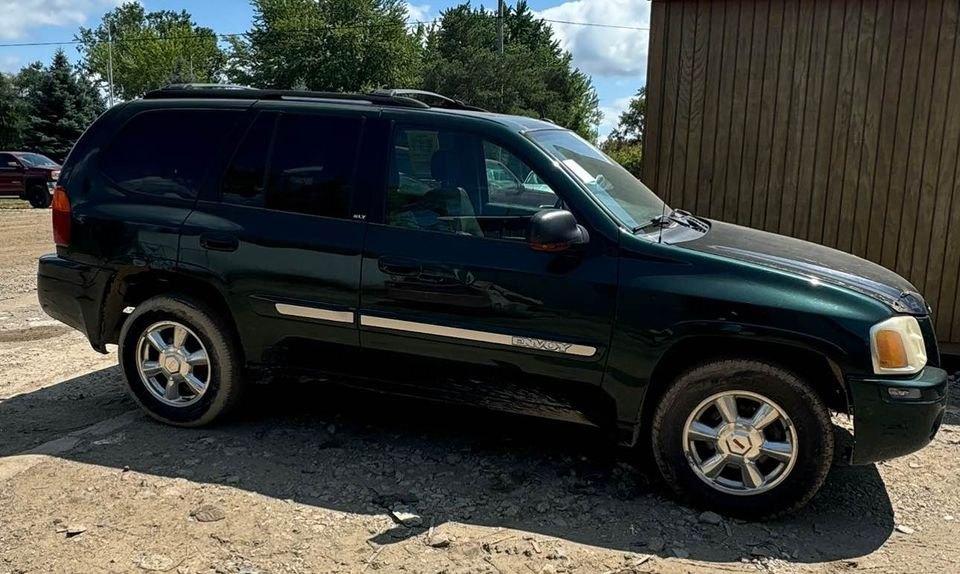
[51,185,70,246]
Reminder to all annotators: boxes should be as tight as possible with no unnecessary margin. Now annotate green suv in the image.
[37,87,948,518]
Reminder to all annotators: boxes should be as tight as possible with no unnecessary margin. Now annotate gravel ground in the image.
[0,202,958,574]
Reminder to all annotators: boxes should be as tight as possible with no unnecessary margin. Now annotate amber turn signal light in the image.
[874,329,908,369]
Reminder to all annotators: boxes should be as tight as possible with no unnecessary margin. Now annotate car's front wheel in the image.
[28,184,50,208]
[651,359,834,519]
[119,294,244,426]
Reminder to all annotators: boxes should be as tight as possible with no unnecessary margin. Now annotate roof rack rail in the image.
[143,85,431,109]
[372,89,488,112]
[161,83,253,91]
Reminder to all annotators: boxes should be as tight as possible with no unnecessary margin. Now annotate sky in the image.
[0,0,650,137]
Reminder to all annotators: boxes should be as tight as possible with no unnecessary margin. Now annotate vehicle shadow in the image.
[1,366,902,564]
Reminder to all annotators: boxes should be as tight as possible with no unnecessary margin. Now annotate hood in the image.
[679,220,928,315]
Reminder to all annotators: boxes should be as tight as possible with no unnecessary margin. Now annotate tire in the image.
[118,294,244,426]
[28,185,50,208]
[651,359,833,519]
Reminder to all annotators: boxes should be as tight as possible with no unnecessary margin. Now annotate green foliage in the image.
[227,0,423,91]
[607,87,645,145]
[602,141,643,178]
[77,3,226,99]
[421,1,601,141]
[601,87,646,177]
[19,51,105,161]
[0,73,29,149]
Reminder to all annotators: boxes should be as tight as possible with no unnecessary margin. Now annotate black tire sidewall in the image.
[119,296,240,426]
[29,185,50,208]
[652,361,833,518]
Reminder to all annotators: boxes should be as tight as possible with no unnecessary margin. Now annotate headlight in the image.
[869,316,927,375]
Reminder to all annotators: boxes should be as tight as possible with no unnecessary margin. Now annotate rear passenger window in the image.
[222,113,362,219]
[101,109,240,200]
[222,113,275,204]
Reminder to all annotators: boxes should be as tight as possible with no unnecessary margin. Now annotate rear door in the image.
[0,153,23,195]
[179,103,375,373]
[357,119,619,422]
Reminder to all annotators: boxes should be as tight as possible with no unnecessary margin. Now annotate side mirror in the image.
[7,161,20,169]
[529,209,589,252]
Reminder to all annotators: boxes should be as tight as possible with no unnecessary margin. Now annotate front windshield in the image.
[528,129,665,229]
[16,153,57,168]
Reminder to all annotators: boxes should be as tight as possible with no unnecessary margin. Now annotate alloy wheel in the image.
[681,390,798,495]
[135,321,211,407]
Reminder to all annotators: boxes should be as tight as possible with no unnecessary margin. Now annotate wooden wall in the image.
[644,0,960,348]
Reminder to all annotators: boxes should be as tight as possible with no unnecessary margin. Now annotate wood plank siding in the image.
[644,0,960,349]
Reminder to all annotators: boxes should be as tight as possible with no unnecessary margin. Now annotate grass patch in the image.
[0,198,32,210]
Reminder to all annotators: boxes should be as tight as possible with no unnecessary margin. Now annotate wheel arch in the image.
[640,336,849,434]
[102,269,242,363]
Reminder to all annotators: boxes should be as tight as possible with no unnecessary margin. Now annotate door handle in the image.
[199,233,239,252]
[378,257,421,276]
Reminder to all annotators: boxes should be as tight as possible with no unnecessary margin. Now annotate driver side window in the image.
[385,126,558,241]
[482,142,558,212]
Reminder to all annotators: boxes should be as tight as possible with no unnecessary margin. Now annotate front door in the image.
[358,121,619,422]
[180,105,374,374]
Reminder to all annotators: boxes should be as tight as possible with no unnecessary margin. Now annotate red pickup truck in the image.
[0,152,61,208]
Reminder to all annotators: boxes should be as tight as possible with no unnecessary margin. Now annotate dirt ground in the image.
[0,200,958,574]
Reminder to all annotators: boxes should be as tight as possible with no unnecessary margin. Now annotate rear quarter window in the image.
[221,112,363,219]
[100,109,241,200]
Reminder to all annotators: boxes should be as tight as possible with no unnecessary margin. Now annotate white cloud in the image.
[404,2,432,24]
[538,0,650,78]
[0,0,127,40]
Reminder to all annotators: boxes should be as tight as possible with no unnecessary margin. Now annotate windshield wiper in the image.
[633,214,673,233]
[670,209,709,232]
[633,209,708,234]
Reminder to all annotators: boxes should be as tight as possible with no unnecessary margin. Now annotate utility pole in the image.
[497,0,504,55]
[497,0,504,110]
[106,19,115,107]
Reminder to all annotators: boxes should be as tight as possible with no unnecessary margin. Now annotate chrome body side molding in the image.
[359,315,596,357]
[275,303,355,324]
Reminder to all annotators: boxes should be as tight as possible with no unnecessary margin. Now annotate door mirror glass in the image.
[7,161,19,168]
[528,209,589,252]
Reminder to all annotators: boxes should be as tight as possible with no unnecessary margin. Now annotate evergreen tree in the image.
[421,2,601,141]
[0,74,28,149]
[21,51,105,161]
[227,0,423,92]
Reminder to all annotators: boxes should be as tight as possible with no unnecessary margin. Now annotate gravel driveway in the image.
[1,202,958,574]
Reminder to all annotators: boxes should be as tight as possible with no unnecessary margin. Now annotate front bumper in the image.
[848,366,948,464]
[37,254,110,351]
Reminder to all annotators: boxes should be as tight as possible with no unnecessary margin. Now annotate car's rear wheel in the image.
[651,359,833,519]
[119,294,243,426]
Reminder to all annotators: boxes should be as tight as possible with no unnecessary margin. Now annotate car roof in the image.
[139,86,565,134]
[416,107,562,132]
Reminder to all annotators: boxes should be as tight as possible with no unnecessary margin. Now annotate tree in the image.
[0,74,28,149]
[21,51,105,161]
[77,4,226,100]
[420,2,601,141]
[607,87,645,145]
[602,87,645,177]
[227,0,422,92]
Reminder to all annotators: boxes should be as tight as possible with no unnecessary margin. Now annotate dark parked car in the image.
[37,87,948,518]
[0,151,61,207]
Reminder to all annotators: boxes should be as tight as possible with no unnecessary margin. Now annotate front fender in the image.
[602,247,889,431]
